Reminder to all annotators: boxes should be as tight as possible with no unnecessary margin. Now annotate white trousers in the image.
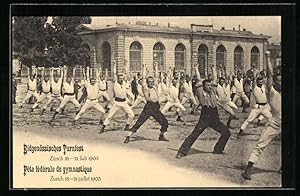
[98,90,110,102]
[232,92,249,104]
[241,104,272,130]
[103,100,134,126]
[56,95,81,112]
[218,101,238,116]
[74,99,105,120]
[181,92,197,106]
[131,95,146,109]
[161,100,186,115]
[43,95,63,110]
[159,94,169,104]
[32,92,51,109]
[21,90,39,105]
[249,117,281,163]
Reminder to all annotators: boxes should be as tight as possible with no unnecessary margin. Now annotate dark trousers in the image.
[130,101,169,133]
[243,92,251,108]
[178,107,231,155]
[78,88,87,104]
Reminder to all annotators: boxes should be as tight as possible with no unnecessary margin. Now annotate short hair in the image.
[117,74,123,78]
[219,77,225,82]
[146,76,154,82]
[202,79,211,86]
[256,77,263,82]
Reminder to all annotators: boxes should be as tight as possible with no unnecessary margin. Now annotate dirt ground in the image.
[12,83,282,187]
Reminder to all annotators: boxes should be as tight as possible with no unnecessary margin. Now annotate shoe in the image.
[227,124,235,129]
[158,135,169,142]
[190,110,195,115]
[124,124,130,131]
[19,104,23,109]
[237,131,247,137]
[175,152,186,159]
[30,108,34,112]
[176,116,184,122]
[98,126,105,134]
[105,108,110,113]
[242,171,252,180]
[212,150,226,155]
[41,109,45,115]
[99,119,104,125]
[52,112,58,120]
[50,107,54,111]
[124,136,130,144]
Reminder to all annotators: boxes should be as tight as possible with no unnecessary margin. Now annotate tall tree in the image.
[13,17,48,68]
[45,16,92,68]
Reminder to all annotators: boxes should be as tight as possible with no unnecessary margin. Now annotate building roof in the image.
[77,23,271,40]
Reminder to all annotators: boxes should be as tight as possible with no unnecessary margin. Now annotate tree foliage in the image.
[45,16,92,68]
[13,17,48,67]
[13,16,92,69]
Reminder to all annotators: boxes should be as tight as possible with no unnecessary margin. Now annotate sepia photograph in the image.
[11,13,287,189]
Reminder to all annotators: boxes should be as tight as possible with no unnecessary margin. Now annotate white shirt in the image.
[183,81,193,94]
[85,81,99,100]
[269,86,281,119]
[234,78,244,93]
[137,84,144,97]
[98,80,107,91]
[42,80,51,93]
[28,79,37,91]
[51,79,62,95]
[253,85,267,104]
[113,82,127,99]
[216,84,231,102]
[63,82,75,94]
[159,82,169,95]
[169,85,179,102]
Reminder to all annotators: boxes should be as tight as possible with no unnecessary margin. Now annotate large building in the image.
[267,42,281,68]
[76,22,271,78]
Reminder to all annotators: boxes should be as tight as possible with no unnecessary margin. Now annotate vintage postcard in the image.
[11,11,288,189]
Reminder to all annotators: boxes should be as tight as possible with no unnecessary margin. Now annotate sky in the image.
[92,16,281,43]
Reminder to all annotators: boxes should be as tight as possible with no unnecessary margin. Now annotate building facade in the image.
[76,22,270,78]
[267,43,281,68]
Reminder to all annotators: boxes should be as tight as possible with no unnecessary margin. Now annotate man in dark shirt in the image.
[124,64,169,143]
[175,65,231,159]
[131,75,138,100]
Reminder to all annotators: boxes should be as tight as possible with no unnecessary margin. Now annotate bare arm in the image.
[265,51,273,92]
[141,64,147,88]
[210,64,218,85]
[194,63,203,83]
[63,66,67,83]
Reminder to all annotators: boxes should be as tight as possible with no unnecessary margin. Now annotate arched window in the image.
[129,42,143,73]
[234,46,244,73]
[175,44,186,71]
[198,44,208,78]
[216,45,226,73]
[102,42,111,75]
[153,42,165,71]
[251,46,260,69]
